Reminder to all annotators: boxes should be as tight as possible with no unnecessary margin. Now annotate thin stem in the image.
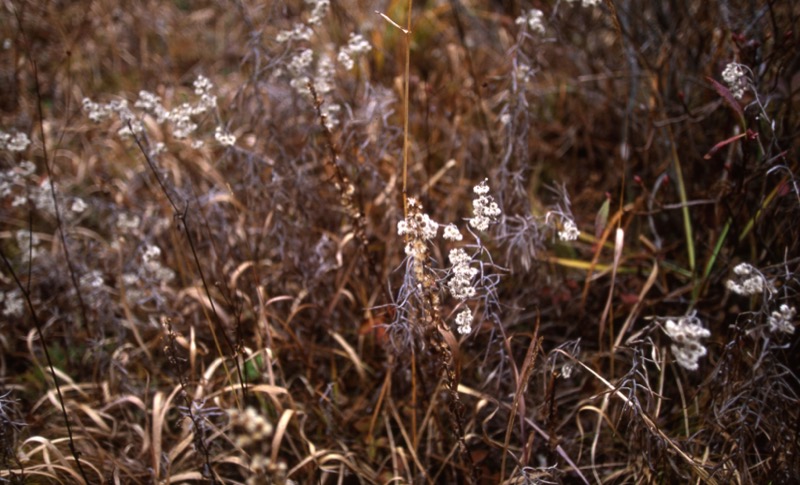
[402,0,412,219]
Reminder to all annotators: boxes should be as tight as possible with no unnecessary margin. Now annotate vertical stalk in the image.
[402,0,413,219]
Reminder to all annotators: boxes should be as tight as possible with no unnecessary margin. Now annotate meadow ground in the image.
[0,0,799,483]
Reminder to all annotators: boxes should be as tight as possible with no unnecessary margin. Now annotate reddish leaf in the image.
[707,76,745,122]
[704,132,746,159]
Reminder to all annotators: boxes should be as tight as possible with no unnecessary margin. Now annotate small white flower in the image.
[306,0,329,25]
[516,63,533,82]
[448,247,471,266]
[447,248,478,301]
[558,219,580,241]
[726,262,769,296]
[134,90,162,112]
[116,213,141,233]
[566,0,601,7]
[4,132,30,152]
[18,160,36,176]
[122,273,139,286]
[397,220,409,236]
[469,179,501,231]
[418,213,439,240]
[15,230,40,262]
[722,62,748,100]
[71,198,87,213]
[443,224,462,241]
[768,304,796,334]
[149,142,166,158]
[473,179,491,195]
[1,290,24,317]
[515,9,545,35]
[337,51,354,71]
[314,54,336,95]
[338,33,372,71]
[143,244,162,265]
[83,98,111,123]
[80,270,104,289]
[215,127,236,147]
[193,75,214,96]
[321,103,341,131]
[455,308,473,334]
[277,23,313,43]
[663,314,711,371]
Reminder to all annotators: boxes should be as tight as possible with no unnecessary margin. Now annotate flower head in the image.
[455,308,474,334]
[726,262,770,296]
[469,179,501,231]
[447,248,478,301]
[515,9,545,35]
[722,62,748,100]
[768,304,796,334]
[663,314,711,371]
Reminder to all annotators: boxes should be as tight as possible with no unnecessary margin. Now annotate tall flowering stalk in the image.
[392,180,504,480]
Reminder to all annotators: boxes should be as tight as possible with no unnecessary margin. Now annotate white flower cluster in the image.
[307,0,329,25]
[83,75,232,146]
[227,406,280,485]
[397,181,501,336]
[11,180,86,218]
[277,23,314,43]
[515,63,534,83]
[121,243,175,302]
[214,127,236,147]
[1,161,36,207]
[192,75,218,110]
[397,198,439,255]
[288,48,314,93]
[71,198,87,213]
[315,56,340,130]
[515,9,545,35]
[663,314,711,371]
[337,33,372,71]
[141,244,175,283]
[443,223,462,241]
[15,230,41,263]
[455,307,474,335]
[566,0,602,7]
[722,62,748,100]
[31,178,56,215]
[277,0,328,41]
[228,406,274,448]
[116,213,141,234]
[448,248,478,334]
[545,211,581,242]
[0,130,31,152]
[80,270,105,289]
[447,248,478,301]
[558,219,580,241]
[726,262,769,296]
[314,55,336,95]
[285,48,340,129]
[82,98,144,137]
[768,304,796,335]
[0,290,24,317]
[469,179,502,231]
